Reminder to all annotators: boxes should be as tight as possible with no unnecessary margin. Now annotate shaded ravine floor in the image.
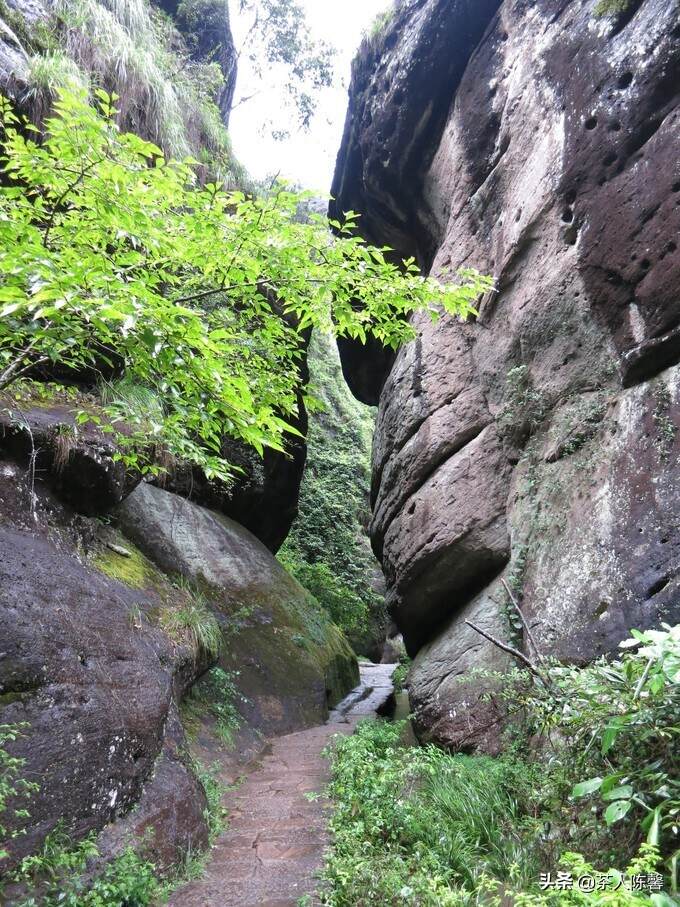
[168,663,396,907]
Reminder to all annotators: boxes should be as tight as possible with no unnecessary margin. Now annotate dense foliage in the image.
[9,830,157,907]
[321,626,680,905]
[278,331,384,650]
[508,625,680,871]
[0,89,489,482]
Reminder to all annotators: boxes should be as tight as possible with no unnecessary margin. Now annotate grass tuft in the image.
[161,589,222,659]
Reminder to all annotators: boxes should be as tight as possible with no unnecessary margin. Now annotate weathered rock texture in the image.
[0,451,356,878]
[333,0,680,750]
[117,483,358,735]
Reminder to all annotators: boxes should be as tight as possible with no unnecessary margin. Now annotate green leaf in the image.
[651,895,677,907]
[600,773,624,795]
[604,799,632,825]
[601,724,622,755]
[571,777,602,798]
[646,806,662,846]
[602,785,633,801]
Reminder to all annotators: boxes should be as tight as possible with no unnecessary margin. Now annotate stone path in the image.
[169,662,396,907]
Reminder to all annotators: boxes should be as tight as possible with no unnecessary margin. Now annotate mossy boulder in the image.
[115,483,359,736]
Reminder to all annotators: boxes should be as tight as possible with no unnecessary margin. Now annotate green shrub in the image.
[508,625,680,874]
[0,89,489,484]
[391,653,411,694]
[278,332,386,651]
[594,0,631,16]
[11,825,157,906]
[321,708,677,905]
[321,721,541,905]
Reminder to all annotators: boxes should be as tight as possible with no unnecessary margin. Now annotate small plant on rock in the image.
[0,724,38,862]
[161,590,222,659]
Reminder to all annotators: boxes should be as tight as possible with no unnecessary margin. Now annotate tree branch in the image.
[465,620,543,678]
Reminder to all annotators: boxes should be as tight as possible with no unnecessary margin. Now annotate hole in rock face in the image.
[668,241,678,253]
[564,225,578,245]
[565,189,577,205]
[646,575,671,598]
[407,501,416,515]
[515,209,522,222]
[608,119,622,132]
[562,208,574,223]
[640,258,651,270]
[585,116,598,130]
[617,71,634,89]
[672,181,680,193]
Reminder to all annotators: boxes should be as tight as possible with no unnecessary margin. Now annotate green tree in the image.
[232,0,334,136]
[0,88,491,481]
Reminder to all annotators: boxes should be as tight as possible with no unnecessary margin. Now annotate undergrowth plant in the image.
[320,721,542,905]
[160,589,222,659]
[0,88,490,484]
[321,622,680,906]
[181,667,244,746]
[0,724,38,862]
[278,331,385,650]
[10,825,157,906]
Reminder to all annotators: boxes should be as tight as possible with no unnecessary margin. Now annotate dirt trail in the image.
[169,663,396,907]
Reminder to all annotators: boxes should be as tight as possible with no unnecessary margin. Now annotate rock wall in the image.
[332,0,680,750]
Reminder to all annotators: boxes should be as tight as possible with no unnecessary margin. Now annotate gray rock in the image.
[116,483,359,735]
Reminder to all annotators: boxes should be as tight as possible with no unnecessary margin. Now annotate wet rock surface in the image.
[116,483,359,735]
[334,0,680,750]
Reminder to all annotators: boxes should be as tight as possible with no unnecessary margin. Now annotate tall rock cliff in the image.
[332,0,680,751]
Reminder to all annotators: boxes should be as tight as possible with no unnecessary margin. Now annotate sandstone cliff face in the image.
[333,0,680,750]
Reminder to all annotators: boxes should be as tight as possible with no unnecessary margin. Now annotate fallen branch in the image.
[465,619,538,672]
[501,579,547,666]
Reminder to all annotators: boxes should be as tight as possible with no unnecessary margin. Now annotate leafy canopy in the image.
[0,88,490,480]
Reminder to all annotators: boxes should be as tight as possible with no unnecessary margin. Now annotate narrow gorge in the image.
[0,0,679,905]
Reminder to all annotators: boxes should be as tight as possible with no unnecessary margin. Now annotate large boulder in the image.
[333,0,680,750]
[0,402,142,514]
[116,483,359,735]
[0,465,209,876]
[0,461,357,878]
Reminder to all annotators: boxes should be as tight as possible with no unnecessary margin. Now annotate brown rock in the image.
[333,0,680,748]
[382,425,511,652]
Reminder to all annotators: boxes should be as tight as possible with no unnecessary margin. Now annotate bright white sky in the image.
[230,1,388,194]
